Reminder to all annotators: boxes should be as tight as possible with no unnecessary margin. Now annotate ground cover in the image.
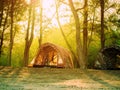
[0,66,120,90]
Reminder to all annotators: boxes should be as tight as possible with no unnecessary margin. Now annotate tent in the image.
[28,43,74,68]
[94,45,120,69]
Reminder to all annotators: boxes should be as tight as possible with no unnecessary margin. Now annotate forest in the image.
[0,0,120,69]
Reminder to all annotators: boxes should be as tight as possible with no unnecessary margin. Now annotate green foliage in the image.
[105,12,120,46]
[43,26,76,51]
[29,38,39,62]
[116,40,120,46]
[88,35,100,68]
[0,55,9,66]
[0,46,9,66]
[12,41,24,67]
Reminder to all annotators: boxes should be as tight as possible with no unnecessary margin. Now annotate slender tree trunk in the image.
[0,0,4,28]
[9,0,14,66]
[23,5,31,66]
[100,0,105,49]
[0,12,9,56]
[83,0,88,68]
[69,0,86,69]
[0,0,4,56]
[39,0,43,47]
[24,45,30,66]
[23,4,35,66]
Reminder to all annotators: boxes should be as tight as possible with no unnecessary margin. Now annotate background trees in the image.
[0,0,10,56]
[0,0,119,69]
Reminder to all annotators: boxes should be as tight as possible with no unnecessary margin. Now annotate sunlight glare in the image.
[25,0,31,4]
[36,7,40,14]
[41,0,71,27]
[42,0,56,18]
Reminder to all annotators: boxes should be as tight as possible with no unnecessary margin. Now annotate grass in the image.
[0,66,120,90]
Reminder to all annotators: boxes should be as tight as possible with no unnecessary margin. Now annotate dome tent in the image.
[94,45,120,69]
[29,43,74,68]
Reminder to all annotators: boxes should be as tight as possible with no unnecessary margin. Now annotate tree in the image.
[9,0,14,66]
[0,0,27,66]
[68,0,87,69]
[23,1,35,66]
[0,0,4,28]
[83,0,88,68]
[38,0,43,47]
[0,0,10,56]
[100,0,105,49]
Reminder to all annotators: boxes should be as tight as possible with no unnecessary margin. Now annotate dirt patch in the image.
[0,66,120,90]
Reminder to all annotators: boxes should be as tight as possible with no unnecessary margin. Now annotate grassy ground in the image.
[0,66,120,90]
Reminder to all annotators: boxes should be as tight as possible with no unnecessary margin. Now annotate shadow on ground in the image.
[0,66,120,90]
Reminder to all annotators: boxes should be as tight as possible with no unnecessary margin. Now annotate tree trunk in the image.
[0,13,8,56]
[0,0,4,27]
[68,0,86,69]
[9,0,14,66]
[23,44,30,66]
[100,0,105,49]
[83,0,88,68]
[0,0,4,56]
[23,5,31,66]
[39,0,43,47]
[23,3,35,66]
